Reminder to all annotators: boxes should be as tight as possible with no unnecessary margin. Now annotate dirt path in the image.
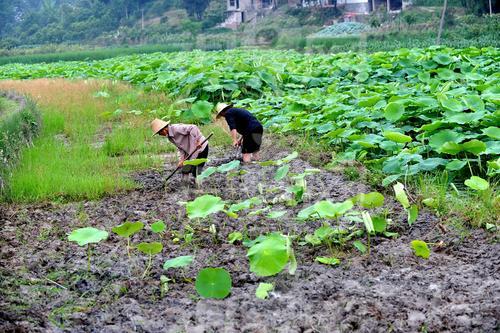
[1,143,498,333]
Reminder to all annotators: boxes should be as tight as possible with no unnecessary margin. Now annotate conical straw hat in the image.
[215,102,232,118]
[151,118,170,136]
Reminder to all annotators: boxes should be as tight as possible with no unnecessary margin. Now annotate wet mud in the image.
[0,142,499,333]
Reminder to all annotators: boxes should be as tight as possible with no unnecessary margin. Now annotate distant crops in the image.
[0,47,498,183]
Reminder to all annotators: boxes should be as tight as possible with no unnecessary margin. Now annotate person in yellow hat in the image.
[215,103,263,163]
[151,119,209,182]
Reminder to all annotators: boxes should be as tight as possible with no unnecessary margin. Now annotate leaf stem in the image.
[142,254,153,279]
[87,244,91,272]
[465,152,474,176]
[127,237,131,259]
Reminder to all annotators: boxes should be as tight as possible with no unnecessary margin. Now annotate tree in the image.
[182,0,210,20]
[436,0,447,45]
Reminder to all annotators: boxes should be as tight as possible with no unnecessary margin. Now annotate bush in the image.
[0,92,41,195]
[256,28,279,45]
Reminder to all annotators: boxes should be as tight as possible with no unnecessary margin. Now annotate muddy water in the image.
[0,143,498,332]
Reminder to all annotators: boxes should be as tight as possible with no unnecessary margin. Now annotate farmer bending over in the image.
[215,103,263,163]
[151,119,208,182]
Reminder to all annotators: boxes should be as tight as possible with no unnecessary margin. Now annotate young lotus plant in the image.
[186,194,225,220]
[246,233,296,277]
[68,227,109,272]
[160,255,194,295]
[112,221,144,258]
[136,242,163,278]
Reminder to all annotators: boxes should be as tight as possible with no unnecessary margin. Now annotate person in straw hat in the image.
[151,119,209,183]
[215,103,263,163]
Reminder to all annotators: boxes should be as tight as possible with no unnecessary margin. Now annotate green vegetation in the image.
[112,221,145,257]
[195,267,232,299]
[67,227,109,271]
[0,80,224,202]
[0,93,41,193]
[0,44,192,66]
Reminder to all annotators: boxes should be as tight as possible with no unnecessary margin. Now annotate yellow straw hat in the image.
[215,102,232,118]
[151,118,170,136]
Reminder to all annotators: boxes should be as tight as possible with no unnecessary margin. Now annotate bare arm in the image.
[231,129,240,147]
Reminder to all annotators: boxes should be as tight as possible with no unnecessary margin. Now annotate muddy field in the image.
[1,143,499,333]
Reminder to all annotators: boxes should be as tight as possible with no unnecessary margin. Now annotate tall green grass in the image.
[0,81,165,202]
[0,94,41,194]
[0,79,231,202]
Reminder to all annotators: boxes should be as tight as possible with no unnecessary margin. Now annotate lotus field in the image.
[0,47,499,332]
[1,47,498,185]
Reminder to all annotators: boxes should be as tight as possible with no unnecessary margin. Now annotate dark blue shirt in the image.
[224,108,262,135]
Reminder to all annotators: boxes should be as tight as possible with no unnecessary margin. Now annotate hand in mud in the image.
[233,138,242,147]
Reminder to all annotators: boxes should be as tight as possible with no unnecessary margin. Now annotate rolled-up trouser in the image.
[241,125,263,154]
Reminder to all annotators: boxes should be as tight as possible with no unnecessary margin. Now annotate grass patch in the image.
[0,79,231,202]
[413,172,499,228]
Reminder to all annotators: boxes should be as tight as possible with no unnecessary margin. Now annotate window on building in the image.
[229,0,236,7]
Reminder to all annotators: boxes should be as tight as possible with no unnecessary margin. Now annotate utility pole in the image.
[489,0,493,15]
[141,8,144,30]
[387,0,390,12]
[436,0,447,45]
[371,0,376,12]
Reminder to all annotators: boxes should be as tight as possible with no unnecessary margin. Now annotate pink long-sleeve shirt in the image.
[167,124,208,160]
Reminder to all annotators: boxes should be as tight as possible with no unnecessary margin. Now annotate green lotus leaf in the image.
[440,98,464,112]
[183,158,208,166]
[68,227,109,246]
[136,242,163,255]
[151,220,166,233]
[228,197,261,213]
[355,72,369,82]
[383,131,412,143]
[462,139,486,155]
[112,221,144,238]
[163,255,194,270]
[256,283,274,299]
[227,232,243,244]
[439,141,463,155]
[432,53,453,65]
[267,210,287,219]
[196,166,217,181]
[217,160,240,172]
[384,102,404,122]
[428,130,464,151]
[411,240,430,259]
[357,192,385,208]
[446,159,467,171]
[315,256,341,265]
[464,176,489,191]
[186,194,225,219]
[195,267,232,299]
[247,233,288,277]
[419,121,443,132]
[436,68,456,80]
[408,205,418,226]
[274,164,289,181]
[353,240,367,253]
[278,151,299,164]
[482,127,500,140]
[393,182,410,209]
[362,211,374,234]
[372,215,387,233]
[314,200,353,219]
[462,95,485,112]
